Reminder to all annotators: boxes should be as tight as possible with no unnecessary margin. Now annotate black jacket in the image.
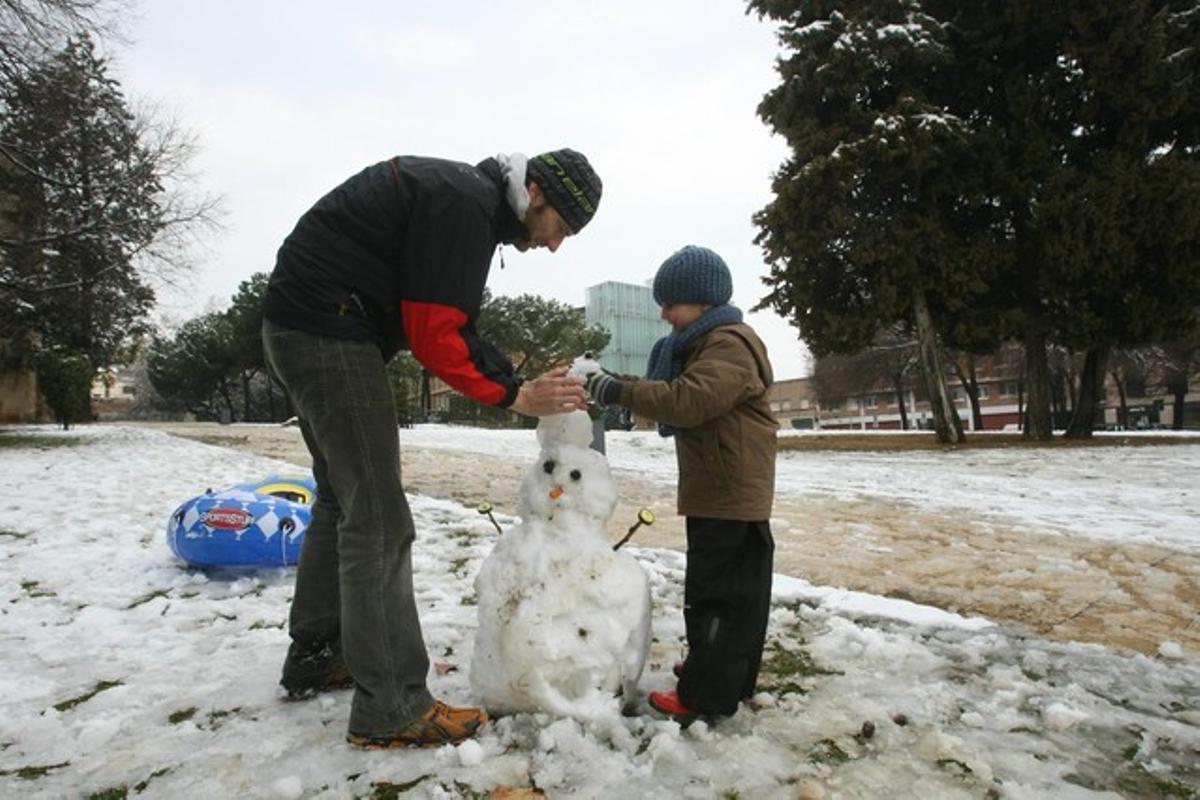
[263,156,526,407]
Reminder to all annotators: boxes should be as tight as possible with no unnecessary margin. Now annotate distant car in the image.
[166,475,315,568]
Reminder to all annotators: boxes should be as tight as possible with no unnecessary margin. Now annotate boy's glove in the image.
[584,370,623,407]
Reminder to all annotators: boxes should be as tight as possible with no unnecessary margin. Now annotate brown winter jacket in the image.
[618,323,778,521]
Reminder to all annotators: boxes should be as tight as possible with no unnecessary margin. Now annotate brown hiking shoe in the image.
[346,700,488,750]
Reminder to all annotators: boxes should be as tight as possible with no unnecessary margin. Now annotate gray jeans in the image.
[262,320,433,735]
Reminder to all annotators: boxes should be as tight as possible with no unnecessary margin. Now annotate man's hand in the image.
[509,366,588,417]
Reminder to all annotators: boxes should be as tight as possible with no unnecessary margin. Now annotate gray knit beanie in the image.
[652,245,733,307]
[526,149,602,233]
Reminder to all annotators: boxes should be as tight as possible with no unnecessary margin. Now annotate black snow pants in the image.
[676,517,774,716]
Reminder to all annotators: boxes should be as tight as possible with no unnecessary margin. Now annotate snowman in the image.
[470,358,652,721]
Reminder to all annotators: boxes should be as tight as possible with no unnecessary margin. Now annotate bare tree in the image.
[0,0,126,84]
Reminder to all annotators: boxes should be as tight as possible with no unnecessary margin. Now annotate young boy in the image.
[585,245,777,720]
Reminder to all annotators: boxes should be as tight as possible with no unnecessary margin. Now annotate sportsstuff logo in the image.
[201,508,253,530]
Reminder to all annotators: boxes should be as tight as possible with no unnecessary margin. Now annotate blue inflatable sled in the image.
[167,475,316,568]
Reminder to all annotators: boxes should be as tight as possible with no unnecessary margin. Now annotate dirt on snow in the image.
[139,422,1200,659]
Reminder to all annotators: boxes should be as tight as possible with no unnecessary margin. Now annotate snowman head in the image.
[519,412,617,527]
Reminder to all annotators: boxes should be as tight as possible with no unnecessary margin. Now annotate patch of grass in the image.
[53,680,123,712]
[1062,765,1197,799]
[167,707,197,724]
[0,761,70,780]
[133,767,171,792]
[807,738,850,765]
[449,557,470,578]
[248,620,284,630]
[0,529,30,540]
[451,783,492,800]
[87,786,127,800]
[757,640,841,695]
[203,707,255,730]
[0,433,85,450]
[937,758,974,778]
[126,589,169,609]
[449,529,481,546]
[20,580,56,598]
[460,592,477,606]
[371,775,432,798]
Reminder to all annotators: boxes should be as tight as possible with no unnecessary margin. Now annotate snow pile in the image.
[471,411,651,720]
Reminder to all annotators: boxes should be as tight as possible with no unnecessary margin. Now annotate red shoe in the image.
[648,690,697,722]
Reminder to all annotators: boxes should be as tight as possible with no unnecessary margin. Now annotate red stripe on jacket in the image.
[400,299,508,407]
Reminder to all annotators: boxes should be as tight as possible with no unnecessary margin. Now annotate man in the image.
[261,149,600,749]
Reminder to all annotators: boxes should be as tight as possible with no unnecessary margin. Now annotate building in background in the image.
[584,281,669,376]
[769,370,1200,432]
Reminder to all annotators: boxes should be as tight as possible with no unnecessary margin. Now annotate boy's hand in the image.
[584,371,623,407]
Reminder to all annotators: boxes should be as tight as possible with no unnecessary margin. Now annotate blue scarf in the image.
[646,304,744,437]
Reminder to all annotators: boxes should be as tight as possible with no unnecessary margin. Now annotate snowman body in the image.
[470,411,652,720]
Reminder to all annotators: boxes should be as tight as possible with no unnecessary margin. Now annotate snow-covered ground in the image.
[1,425,1198,799]
[398,425,1200,551]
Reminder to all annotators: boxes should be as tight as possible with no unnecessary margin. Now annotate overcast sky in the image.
[115,1,811,379]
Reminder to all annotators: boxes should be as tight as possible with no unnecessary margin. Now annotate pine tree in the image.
[1,36,158,368]
[748,0,991,442]
[1,35,219,419]
[749,0,1200,441]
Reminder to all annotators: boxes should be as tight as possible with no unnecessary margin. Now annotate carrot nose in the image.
[549,485,564,500]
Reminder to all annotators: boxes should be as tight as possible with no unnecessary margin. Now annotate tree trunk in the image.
[1022,325,1054,441]
[1173,385,1187,430]
[1017,375,1025,432]
[893,377,909,430]
[951,354,984,432]
[420,369,432,419]
[242,372,252,422]
[1064,345,1110,439]
[912,289,964,443]
[1065,358,1078,416]
[1111,370,1128,429]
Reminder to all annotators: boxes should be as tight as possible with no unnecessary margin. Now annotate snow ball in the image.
[796,779,826,800]
[537,718,579,753]
[270,776,303,799]
[535,411,594,450]
[1043,702,1088,732]
[457,738,484,766]
[569,354,603,378]
[750,692,776,708]
[646,729,684,761]
[685,719,711,740]
[959,711,986,728]
[317,694,336,711]
[1158,641,1184,660]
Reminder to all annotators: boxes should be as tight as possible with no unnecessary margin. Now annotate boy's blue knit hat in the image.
[652,245,733,307]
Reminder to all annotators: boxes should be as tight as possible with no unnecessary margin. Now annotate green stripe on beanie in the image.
[527,149,602,233]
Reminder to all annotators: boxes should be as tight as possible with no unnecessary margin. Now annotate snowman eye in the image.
[569,469,581,481]
[543,460,555,474]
